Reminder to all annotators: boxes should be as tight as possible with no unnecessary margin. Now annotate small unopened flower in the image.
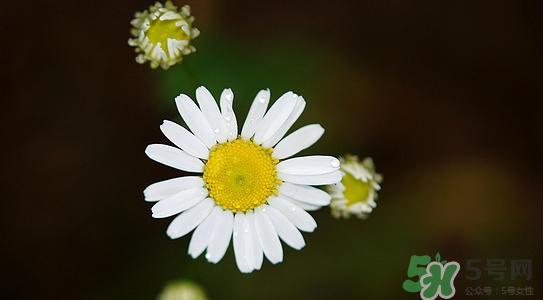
[128,1,200,69]
[157,279,207,300]
[326,155,382,219]
[144,86,341,273]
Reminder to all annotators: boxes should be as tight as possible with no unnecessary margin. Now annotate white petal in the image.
[144,176,205,202]
[232,212,263,273]
[241,89,270,139]
[262,204,305,250]
[272,124,324,159]
[220,89,238,141]
[277,156,340,175]
[206,209,234,263]
[160,11,181,21]
[267,197,317,232]
[283,197,322,211]
[160,120,210,159]
[167,38,179,58]
[278,170,342,185]
[233,213,251,273]
[188,206,223,258]
[175,94,217,148]
[262,96,306,148]
[166,198,215,239]
[253,92,298,145]
[151,187,208,218]
[278,182,331,206]
[145,144,204,173]
[254,207,283,264]
[196,87,228,143]
[245,211,263,271]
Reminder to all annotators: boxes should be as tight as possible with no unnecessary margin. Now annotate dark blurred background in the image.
[1,0,542,299]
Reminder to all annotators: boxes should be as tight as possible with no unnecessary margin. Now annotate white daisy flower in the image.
[326,155,383,219]
[128,1,200,69]
[144,87,341,273]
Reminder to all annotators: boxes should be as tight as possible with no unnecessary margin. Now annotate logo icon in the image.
[403,253,460,300]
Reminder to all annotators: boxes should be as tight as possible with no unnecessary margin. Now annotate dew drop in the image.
[214,128,220,133]
[258,97,266,103]
[205,253,212,260]
[330,159,340,168]
[262,207,267,212]
[250,119,255,124]
[233,231,238,237]
[226,93,233,101]
[291,207,296,212]
[244,228,249,233]
[225,115,231,122]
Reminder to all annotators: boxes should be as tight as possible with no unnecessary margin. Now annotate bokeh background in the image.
[2,0,542,299]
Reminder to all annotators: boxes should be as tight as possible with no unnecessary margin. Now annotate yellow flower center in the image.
[342,172,370,206]
[203,138,281,213]
[146,18,189,59]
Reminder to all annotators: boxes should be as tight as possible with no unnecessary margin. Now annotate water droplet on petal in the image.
[205,253,212,260]
[214,128,220,133]
[291,207,296,212]
[330,159,340,168]
[225,115,231,122]
[262,207,267,212]
[258,97,266,103]
[226,93,233,101]
[244,227,249,233]
[233,231,238,237]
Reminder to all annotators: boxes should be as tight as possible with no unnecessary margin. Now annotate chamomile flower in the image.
[326,155,382,219]
[128,1,200,69]
[145,87,341,273]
